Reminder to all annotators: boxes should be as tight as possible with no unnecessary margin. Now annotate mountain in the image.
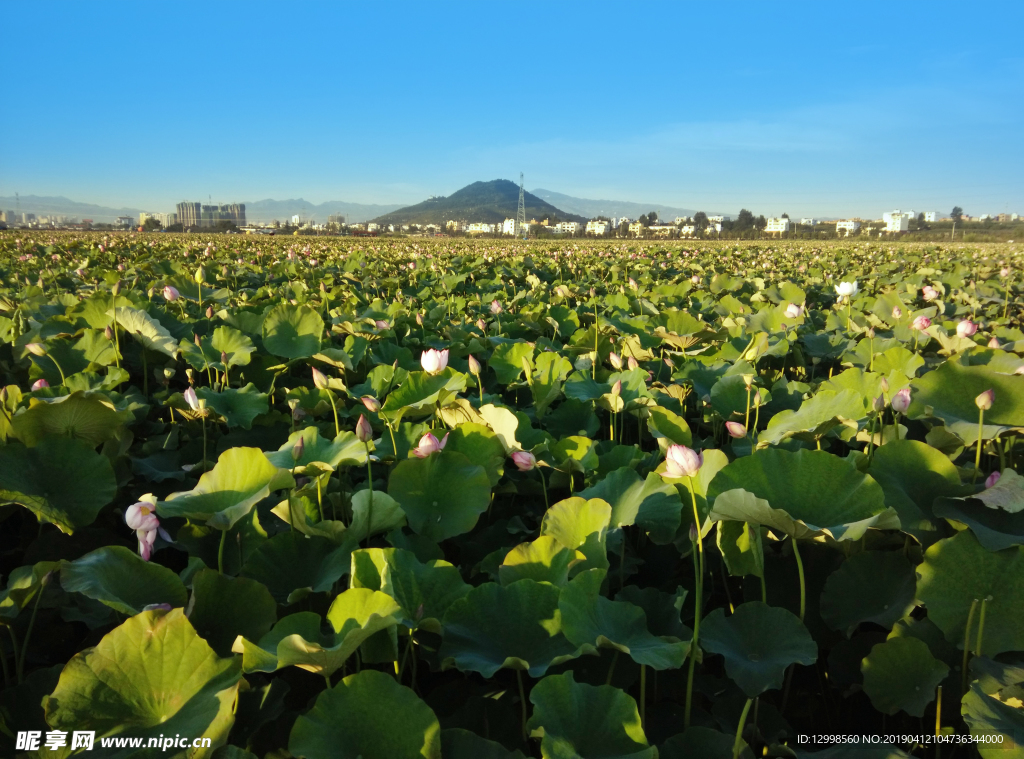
[0,195,145,223]
[530,189,728,221]
[370,180,587,225]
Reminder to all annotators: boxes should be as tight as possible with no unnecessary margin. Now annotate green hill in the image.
[370,179,587,225]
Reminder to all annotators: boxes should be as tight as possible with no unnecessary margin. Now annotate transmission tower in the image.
[516,173,527,240]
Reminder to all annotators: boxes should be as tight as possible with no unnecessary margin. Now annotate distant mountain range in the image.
[370,180,587,225]
[530,189,727,221]
[0,196,146,223]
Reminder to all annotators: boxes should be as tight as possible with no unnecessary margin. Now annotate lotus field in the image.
[1,232,1024,759]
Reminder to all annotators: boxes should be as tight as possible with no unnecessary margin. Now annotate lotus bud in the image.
[956,320,978,338]
[688,522,699,543]
[665,444,703,478]
[467,354,481,375]
[490,300,503,315]
[609,352,623,370]
[220,351,228,365]
[183,387,200,411]
[476,318,486,331]
[206,305,214,319]
[416,313,424,326]
[194,332,201,346]
[873,394,886,413]
[611,380,622,397]
[912,315,932,331]
[985,470,1001,489]
[112,280,121,296]
[412,432,448,458]
[922,285,939,301]
[627,356,639,370]
[104,325,114,341]
[880,377,889,394]
[291,436,305,462]
[892,306,902,319]
[361,396,381,413]
[725,421,746,438]
[975,389,994,411]
[25,342,46,356]
[31,378,49,391]
[664,356,675,369]
[1000,267,1011,278]
[356,414,373,443]
[312,367,329,390]
[892,387,911,413]
[511,450,537,471]
[195,266,206,284]
[420,348,449,375]
[866,327,875,339]
[988,336,1002,349]
[784,303,803,319]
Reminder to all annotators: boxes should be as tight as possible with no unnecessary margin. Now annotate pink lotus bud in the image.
[163,285,179,301]
[412,432,448,458]
[490,300,503,315]
[356,414,373,443]
[627,356,639,370]
[609,352,623,370]
[183,387,200,411]
[420,348,449,374]
[892,306,902,319]
[956,320,978,338]
[880,377,889,393]
[476,318,487,332]
[25,343,46,356]
[912,316,932,331]
[988,337,1001,349]
[467,354,481,375]
[511,450,537,471]
[416,313,424,326]
[891,387,911,413]
[985,471,1001,489]
[922,286,939,301]
[125,501,159,532]
[312,367,329,390]
[361,396,381,413]
[611,380,622,397]
[206,306,214,318]
[665,445,703,478]
[873,394,886,413]
[105,325,114,340]
[292,436,305,462]
[375,320,389,330]
[725,421,746,438]
[975,389,994,411]
[31,379,49,391]
[688,522,700,542]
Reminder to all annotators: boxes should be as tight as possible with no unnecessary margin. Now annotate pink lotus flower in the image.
[412,432,448,458]
[420,349,448,374]
[125,501,169,561]
[725,421,746,438]
[163,285,179,301]
[891,387,912,414]
[355,414,373,443]
[490,300,503,315]
[975,389,994,410]
[665,445,703,478]
[375,320,389,330]
[183,387,200,411]
[956,320,978,338]
[892,306,903,319]
[988,336,1001,349]
[985,471,1001,489]
[912,316,932,331]
[627,356,639,370]
[922,285,939,301]
[784,303,803,319]
[609,352,623,370]
[31,379,49,391]
[511,451,537,471]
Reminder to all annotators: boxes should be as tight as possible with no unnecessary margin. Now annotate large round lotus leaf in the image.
[660,726,752,759]
[387,450,490,541]
[444,422,507,486]
[580,467,682,543]
[211,325,255,367]
[372,549,470,632]
[540,497,612,572]
[241,531,351,603]
[915,530,1024,656]
[440,579,581,678]
[114,306,179,357]
[43,609,241,753]
[759,389,864,446]
[861,637,949,717]
[559,570,688,670]
[158,447,294,530]
[933,469,1024,551]
[266,426,367,471]
[188,569,277,657]
[289,669,440,759]
[707,449,894,540]
[867,440,967,540]
[11,390,124,447]
[348,488,407,541]
[961,683,1024,759]
[499,536,585,587]
[819,551,916,636]
[441,728,527,759]
[0,436,116,533]
[381,368,468,422]
[232,611,324,673]
[526,671,655,759]
[700,601,818,697]
[646,405,693,448]
[908,360,1024,443]
[196,383,269,429]
[60,546,187,616]
[261,302,323,359]
[489,342,535,385]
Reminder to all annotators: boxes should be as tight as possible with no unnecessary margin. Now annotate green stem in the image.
[538,466,549,510]
[961,598,979,693]
[201,414,208,469]
[973,409,985,484]
[640,664,647,732]
[326,390,340,438]
[976,596,990,659]
[0,627,9,688]
[316,476,324,523]
[791,537,806,621]
[517,669,528,743]
[733,698,754,759]
[49,355,67,386]
[605,650,620,685]
[218,528,227,574]
[364,444,374,547]
[744,385,752,432]
[935,685,943,743]
[16,580,47,683]
[7,626,21,685]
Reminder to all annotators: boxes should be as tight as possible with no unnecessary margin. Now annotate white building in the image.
[467,223,495,234]
[554,221,580,234]
[612,217,630,229]
[501,218,517,235]
[709,216,725,223]
[766,217,792,233]
[836,220,861,236]
[115,216,135,228]
[882,210,912,232]
[628,221,644,236]
[800,218,818,226]
[586,220,611,235]
[367,223,380,232]
[673,216,691,225]
[649,224,677,236]
[679,225,696,236]
[923,211,938,223]
[708,222,723,234]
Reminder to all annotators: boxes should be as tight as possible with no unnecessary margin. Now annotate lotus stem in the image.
[201,413,208,469]
[733,697,754,759]
[316,476,324,523]
[6,626,21,685]
[516,668,528,742]
[961,598,979,693]
[538,465,549,510]
[217,529,227,574]
[744,385,752,432]
[16,578,47,684]
[976,596,990,659]
[398,627,413,683]
[684,478,705,729]
[364,443,374,547]
[868,337,874,371]
[48,354,67,386]
[639,664,647,732]
[973,408,985,484]
[1003,279,1011,321]
[791,536,806,621]
[0,628,9,688]
[935,684,942,739]
[894,411,901,441]
[326,389,340,438]
[606,649,620,685]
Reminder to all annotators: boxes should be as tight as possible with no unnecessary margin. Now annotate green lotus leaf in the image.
[660,726,753,759]
[441,728,527,759]
[759,389,864,446]
[490,341,535,384]
[552,435,600,473]
[440,579,581,678]
[532,351,574,417]
[241,532,351,603]
[444,422,507,486]
[716,521,764,579]
[933,469,1024,551]
[540,497,613,572]
[0,436,117,533]
[820,551,916,636]
[867,440,966,541]
[526,671,655,759]
[700,601,818,697]
[349,488,407,541]
[478,403,521,452]
[820,368,910,416]
[289,669,441,759]
[381,368,467,423]
[60,546,188,616]
[387,450,491,541]
[500,536,585,587]
[580,467,683,543]
[871,346,925,380]
[11,390,124,447]
[915,530,1024,656]
[261,302,324,359]
[43,609,241,756]
[196,383,269,429]
[350,547,393,590]
[114,306,179,357]
[861,637,949,717]
[380,548,471,631]
[614,585,689,639]
[961,683,1024,759]
[908,360,1024,443]
[266,426,367,471]
[710,374,763,420]
[0,561,61,622]
[158,447,295,530]
[707,449,894,540]
[231,611,323,673]
[211,325,255,367]
[188,569,277,657]
[560,569,688,670]
[646,405,693,449]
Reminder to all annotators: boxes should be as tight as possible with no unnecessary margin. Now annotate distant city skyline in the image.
[1,1,1021,219]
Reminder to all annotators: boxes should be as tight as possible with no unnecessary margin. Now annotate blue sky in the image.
[2,0,1022,218]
